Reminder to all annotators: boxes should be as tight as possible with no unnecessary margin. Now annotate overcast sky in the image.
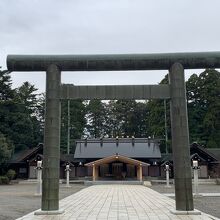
[1,0,220,93]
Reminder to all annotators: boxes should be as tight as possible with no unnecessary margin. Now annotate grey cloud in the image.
[1,0,220,92]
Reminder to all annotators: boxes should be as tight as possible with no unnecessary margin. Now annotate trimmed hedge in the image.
[6,169,16,180]
[0,176,9,184]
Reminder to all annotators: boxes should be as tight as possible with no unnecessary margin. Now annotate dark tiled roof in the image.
[190,153,206,162]
[60,154,75,162]
[29,154,43,163]
[9,144,43,163]
[191,143,219,161]
[161,153,173,162]
[160,144,220,164]
[74,138,161,159]
[206,148,220,161]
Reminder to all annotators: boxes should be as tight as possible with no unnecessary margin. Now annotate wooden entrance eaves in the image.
[85,154,149,167]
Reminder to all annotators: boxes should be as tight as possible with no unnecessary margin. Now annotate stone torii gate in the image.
[7,52,220,215]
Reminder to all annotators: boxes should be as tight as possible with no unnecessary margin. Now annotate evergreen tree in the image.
[132,102,149,137]
[15,82,38,114]
[145,75,171,152]
[0,72,44,152]
[105,100,120,137]
[0,132,14,167]
[60,100,86,153]
[113,100,137,137]
[105,100,148,138]
[85,100,108,138]
[187,73,204,142]
[15,82,44,146]
[0,68,14,100]
[187,69,220,147]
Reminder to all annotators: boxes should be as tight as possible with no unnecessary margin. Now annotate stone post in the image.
[35,160,42,196]
[65,164,71,187]
[192,160,200,197]
[165,164,170,188]
[169,63,194,212]
[35,64,63,215]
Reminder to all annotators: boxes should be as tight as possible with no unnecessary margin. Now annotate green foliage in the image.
[145,70,220,150]
[86,100,108,138]
[131,102,149,137]
[0,68,14,100]
[15,82,38,113]
[0,66,219,161]
[112,100,137,137]
[60,100,86,153]
[6,169,16,180]
[187,69,220,148]
[85,100,149,138]
[0,176,9,184]
[14,82,44,147]
[144,74,171,152]
[147,100,165,137]
[0,69,43,153]
[106,100,149,137]
[0,132,13,166]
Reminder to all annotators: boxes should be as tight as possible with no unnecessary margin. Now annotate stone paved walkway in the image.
[17,185,219,220]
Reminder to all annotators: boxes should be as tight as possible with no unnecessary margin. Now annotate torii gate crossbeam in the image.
[7,51,220,71]
[60,84,170,100]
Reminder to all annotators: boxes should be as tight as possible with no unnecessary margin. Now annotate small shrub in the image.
[6,169,16,180]
[0,176,9,184]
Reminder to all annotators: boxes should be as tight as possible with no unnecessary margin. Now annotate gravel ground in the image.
[150,183,220,194]
[0,183,86,220]
[150,184,220,219]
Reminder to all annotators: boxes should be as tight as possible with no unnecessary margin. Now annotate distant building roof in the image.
[161,153,172,163]
[9,143,43,163]
[161,143,220,164]
[60,154,75,162]
[74,138,161,159]
[206,148,220,161]
[191,143,219,162]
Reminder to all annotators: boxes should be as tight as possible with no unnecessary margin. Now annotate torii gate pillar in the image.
[35,64,63,215]
[169,63,194,211]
